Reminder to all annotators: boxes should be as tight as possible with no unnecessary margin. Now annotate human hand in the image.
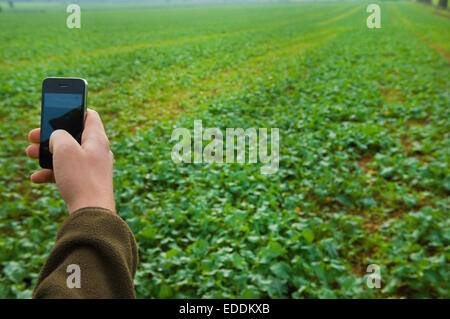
[26,109,116,214]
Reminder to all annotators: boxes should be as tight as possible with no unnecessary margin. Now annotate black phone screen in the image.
[41,93,84,141]
[40,92,84,168]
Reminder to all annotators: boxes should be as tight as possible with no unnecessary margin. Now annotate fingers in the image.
[27,128,40,159]
[82,109,110,150]
[31,169,55,184]
[26,143,39,159]
[28,128,40,144]
[49,129,81,155]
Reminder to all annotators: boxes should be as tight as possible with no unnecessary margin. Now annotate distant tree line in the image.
[417,0,448,8]
[1,0,448,10]
[438,0,448,8]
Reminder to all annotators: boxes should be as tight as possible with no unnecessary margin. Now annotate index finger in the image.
[28,128,41,144]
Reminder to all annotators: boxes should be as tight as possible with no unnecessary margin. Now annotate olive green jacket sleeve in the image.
[32,207,138,299]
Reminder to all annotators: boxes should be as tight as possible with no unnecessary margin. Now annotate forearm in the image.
[32,207,138,299]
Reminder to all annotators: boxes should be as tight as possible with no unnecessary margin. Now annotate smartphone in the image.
[39,77,87,169]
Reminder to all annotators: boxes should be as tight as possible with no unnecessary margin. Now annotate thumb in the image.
[49,130,81,155]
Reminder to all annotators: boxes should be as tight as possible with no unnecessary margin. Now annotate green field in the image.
[0,1,449,298]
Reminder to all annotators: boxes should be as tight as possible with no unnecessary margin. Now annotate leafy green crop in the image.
[0,1,448,298]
